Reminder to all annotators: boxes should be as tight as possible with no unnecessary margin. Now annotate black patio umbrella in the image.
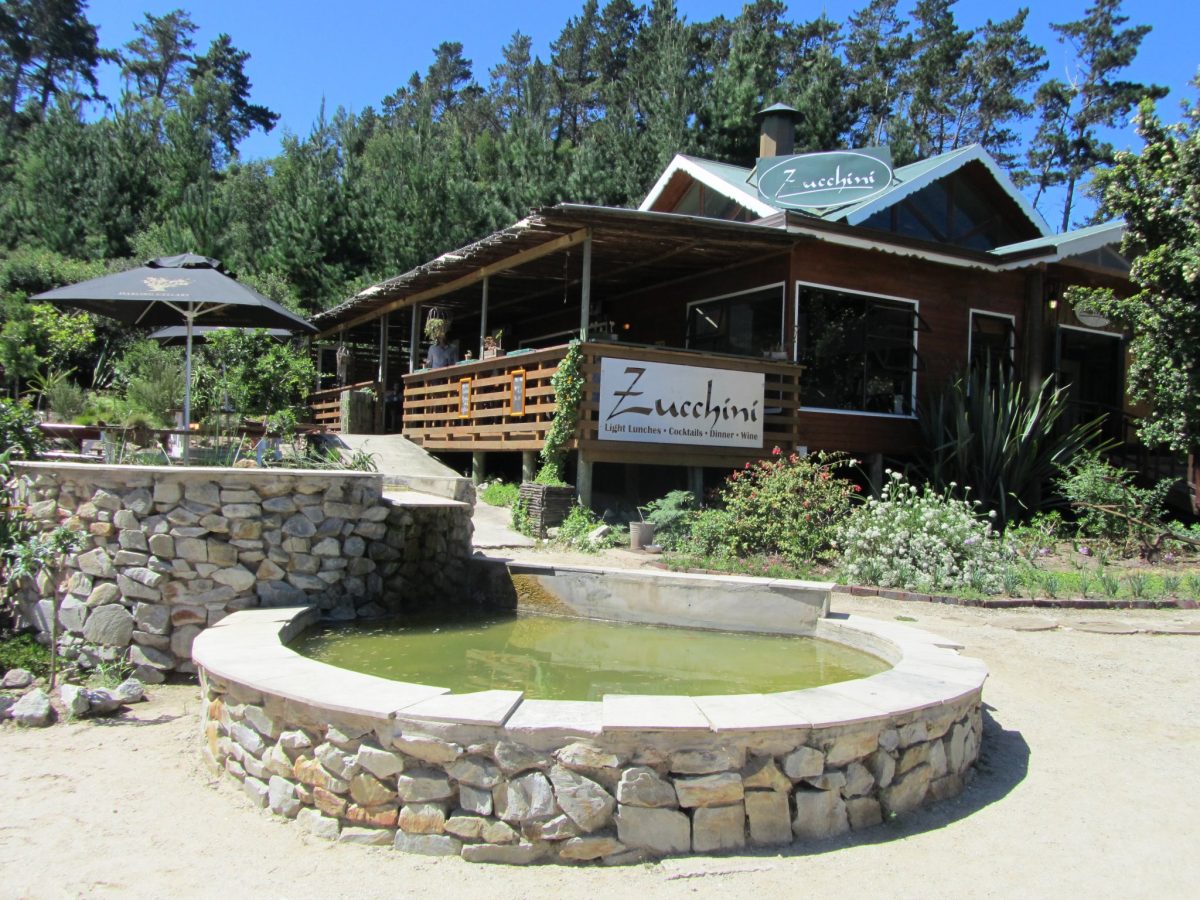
[32,254,316,460]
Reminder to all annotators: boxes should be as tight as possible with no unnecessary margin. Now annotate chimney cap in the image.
[754,102,799,119]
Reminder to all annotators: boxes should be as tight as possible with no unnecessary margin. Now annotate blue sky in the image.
[86,1,1199,225]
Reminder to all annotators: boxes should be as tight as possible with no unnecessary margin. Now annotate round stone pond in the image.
[192,563,987,865]
[291,611,892,701]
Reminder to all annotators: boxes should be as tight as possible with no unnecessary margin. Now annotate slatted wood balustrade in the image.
[308,379,379,432]
[402,342,805,467]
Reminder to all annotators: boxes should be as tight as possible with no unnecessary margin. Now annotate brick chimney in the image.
[755,103,800,158]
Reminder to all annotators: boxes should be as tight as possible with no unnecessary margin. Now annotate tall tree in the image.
[904,0,972,161]
[1027,0,1166,231]
[121,9,197,104]
[0,0,106,133]
[1069,86,1200,453]
[187,33,279,162]
[957,9,1047,176]
[844,0,912,149]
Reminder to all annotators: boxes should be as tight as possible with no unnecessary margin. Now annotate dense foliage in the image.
[919,369,1106,526]
[1058,452,1173,555]
[1067,81,1200,455]
[835,470,1010,594]
[720,449,858,564]
[0,1,1167,340]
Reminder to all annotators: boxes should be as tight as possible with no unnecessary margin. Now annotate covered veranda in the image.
[309,205,813,503]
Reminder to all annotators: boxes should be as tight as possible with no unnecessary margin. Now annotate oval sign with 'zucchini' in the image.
[757,149,894,211]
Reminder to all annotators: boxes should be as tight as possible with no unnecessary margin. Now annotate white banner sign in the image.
[598,357,765,448]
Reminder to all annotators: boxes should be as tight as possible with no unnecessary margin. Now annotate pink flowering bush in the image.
[719,450,858,564]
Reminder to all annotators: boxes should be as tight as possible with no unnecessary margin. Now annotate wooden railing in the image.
[308,379,379,432]
[401,342,805,463]
[402,347,564,451]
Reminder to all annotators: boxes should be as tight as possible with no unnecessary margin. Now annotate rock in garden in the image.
[60,684,92,717]
[692,803,746,853]
[0,696,16,719]
[674,772,744,808]
[12,688,54,727]
[114,677,145,704]
[2,668,34,689]
[394,833,462,856]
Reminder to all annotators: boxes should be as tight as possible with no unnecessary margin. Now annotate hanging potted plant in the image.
[424,307,450,343]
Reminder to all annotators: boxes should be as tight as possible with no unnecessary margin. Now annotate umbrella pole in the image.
[183,310,194,464]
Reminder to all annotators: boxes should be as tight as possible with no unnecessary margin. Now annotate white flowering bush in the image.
[835,471,1011,595]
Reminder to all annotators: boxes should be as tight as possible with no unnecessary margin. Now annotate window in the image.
[797,284,921,414]
[969,311,1015,379]
[686,285,784,358]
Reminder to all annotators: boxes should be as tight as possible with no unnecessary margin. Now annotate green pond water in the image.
[292,611,889,702]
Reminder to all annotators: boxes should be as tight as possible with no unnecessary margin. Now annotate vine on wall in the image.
[536,340,584,485]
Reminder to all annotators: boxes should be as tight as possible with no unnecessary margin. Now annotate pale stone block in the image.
[692,803,746,853]
[742,756,791,793]
[460,842,550,864]
[338,827,394,846]
[846,797,883,830]
[615,766,678,808]
[879,763,931,815]
[548,765,615,832]
[559,834,626,861]
[396,768,454,803]
[792,789,849,840]
[398,802,447,834]
[394,832,462,856]
[668,746,745,774]
[615,805,690,855]
[745,790,792,846]
[675,772,744,808]
[782,746,825,780]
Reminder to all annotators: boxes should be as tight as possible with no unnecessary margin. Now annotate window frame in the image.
[684,281,787,358]
[794,280,922,419]
[968,309,1016,377]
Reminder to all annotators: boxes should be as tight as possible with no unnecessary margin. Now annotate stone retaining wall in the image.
[10,462,472,682]
[195,608,985,865]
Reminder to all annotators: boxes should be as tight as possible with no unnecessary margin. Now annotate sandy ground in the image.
[3,589,1199,899]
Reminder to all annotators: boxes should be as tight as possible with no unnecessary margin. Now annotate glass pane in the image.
[799,287,915,413]
[687,288,783,358]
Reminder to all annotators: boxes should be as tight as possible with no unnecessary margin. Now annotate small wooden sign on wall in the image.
[458,378,472,418]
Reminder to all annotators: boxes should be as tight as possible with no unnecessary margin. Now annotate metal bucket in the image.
[630,521,656,550]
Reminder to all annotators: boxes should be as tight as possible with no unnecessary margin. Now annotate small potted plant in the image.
[482,329,505,360]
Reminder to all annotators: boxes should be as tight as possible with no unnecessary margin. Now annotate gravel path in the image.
[2,592,1197,898]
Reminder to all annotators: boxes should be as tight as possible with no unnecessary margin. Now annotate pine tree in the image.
[1027,0,1166,231]
[844,0,912,149]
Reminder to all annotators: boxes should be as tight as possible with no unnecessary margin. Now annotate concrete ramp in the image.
[322,433,474,504]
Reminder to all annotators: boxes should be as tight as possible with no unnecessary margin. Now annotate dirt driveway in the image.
[2,593,1197,899]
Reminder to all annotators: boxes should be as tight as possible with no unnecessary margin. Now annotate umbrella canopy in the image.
[33,254,316,462]
[148,325,293,345]
[32,254,315,332]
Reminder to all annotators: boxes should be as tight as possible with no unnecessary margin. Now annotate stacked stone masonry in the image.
[195,604,985,866]
[10,463,473,682]
[201,677,981,865]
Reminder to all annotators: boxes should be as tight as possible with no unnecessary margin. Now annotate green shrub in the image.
[919,369,1105,527]
[0,397,44,458]
[555,504,607,552]
[1058,453,1172,555]
[720,449,857,564]
[480,480,520,507]
[681,507,735,558]
[835,471,1010,594]
[640,490,697,551]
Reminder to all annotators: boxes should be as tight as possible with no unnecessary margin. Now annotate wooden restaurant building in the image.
[310,108,1137,506]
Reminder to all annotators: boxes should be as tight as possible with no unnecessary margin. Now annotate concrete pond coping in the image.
[192,601,986,736]
[192,572,988,864]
